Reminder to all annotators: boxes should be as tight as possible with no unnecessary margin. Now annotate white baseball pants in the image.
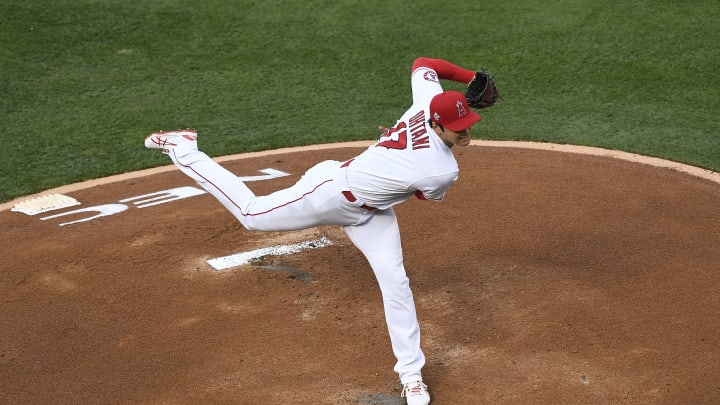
[169,149,426,384]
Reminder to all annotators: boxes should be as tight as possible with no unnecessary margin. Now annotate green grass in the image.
[1,0,718,203]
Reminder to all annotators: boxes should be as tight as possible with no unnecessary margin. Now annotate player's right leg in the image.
[145,130,369,231]
[145,130,258,228]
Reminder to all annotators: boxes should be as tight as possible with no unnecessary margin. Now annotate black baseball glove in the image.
[464,70,501,109]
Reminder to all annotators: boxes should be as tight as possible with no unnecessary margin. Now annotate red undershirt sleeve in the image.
[412,57,475,84]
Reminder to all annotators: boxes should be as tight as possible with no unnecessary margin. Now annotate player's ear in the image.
[427,118,442,132]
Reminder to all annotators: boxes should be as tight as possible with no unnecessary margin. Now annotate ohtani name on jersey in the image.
[408,110,429,150]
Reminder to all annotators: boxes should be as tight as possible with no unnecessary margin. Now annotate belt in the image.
[340,159,377,211]
[342,190,377,210]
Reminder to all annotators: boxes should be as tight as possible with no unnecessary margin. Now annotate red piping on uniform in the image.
[243,179,335,216]
[174,149,335,217]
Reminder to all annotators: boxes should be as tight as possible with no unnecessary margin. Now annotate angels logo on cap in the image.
[456,100,468,117]
[429,90,481,132]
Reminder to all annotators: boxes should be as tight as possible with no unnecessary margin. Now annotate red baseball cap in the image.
[429,90,481,131]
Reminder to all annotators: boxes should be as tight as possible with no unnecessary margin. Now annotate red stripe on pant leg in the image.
[174,151,334,218]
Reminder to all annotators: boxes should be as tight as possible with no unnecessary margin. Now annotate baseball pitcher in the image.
[145,57,499,405]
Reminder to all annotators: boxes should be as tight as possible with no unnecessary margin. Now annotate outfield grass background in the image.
[2,0,718,203]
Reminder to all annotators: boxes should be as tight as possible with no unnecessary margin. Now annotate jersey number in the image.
[375,122,407,150]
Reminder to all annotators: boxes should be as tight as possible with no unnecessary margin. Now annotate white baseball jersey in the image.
[153,57,479,389]
[345,66,459,210]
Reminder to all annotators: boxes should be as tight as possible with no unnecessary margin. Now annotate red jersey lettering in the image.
[408,111,429,150]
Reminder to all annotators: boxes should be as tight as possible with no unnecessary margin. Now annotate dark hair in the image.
[427,118,443,131]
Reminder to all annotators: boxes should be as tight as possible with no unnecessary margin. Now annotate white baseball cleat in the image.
[401,381,430,405]
[144,129,198,154]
